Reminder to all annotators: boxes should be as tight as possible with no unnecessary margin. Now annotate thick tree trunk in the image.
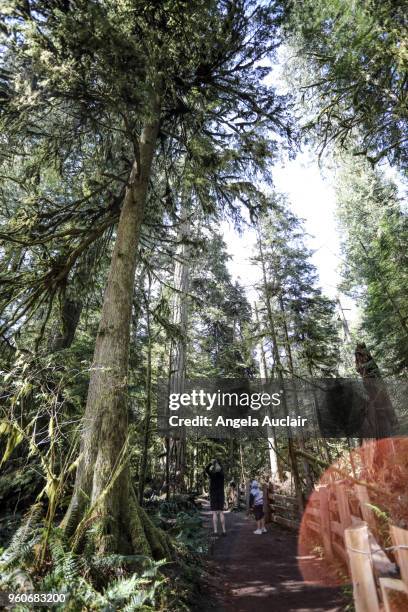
[61,94,169,558]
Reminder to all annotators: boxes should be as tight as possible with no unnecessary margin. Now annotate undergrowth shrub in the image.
[0,498,208,611]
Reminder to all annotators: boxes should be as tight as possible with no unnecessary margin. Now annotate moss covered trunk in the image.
[62,93,169,558]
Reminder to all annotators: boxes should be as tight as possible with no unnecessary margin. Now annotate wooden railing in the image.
[266,486,300,530]
[344,522,408,611]
[266,478,408,612]
[303,480,371,565]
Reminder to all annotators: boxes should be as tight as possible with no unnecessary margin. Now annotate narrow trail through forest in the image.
[200,506,347,612]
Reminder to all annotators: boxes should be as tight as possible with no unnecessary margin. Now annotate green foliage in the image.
[284,0,408,169]
[0,503,208,612]
[0,2,406,608]
[189,233,256,378]
[253,195,340,376]
[0,503,43,572]
[0,518,169,611]
[0,0,290,345]
[0,420,24,466]
[173,512,207,554]
[335,158,408,374]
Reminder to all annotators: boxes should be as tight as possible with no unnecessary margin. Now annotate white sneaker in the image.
[253,529,262,535]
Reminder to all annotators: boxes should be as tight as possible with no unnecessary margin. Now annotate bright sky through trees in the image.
[222,46,356,325]
[223,149,357,327]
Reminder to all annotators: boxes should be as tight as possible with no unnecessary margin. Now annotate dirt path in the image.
[198,507,347,612]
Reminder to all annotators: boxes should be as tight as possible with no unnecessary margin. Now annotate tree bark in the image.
[61,91,169,557]
[278,294,313,494]
[139,276,152,504]
[254,302,280,483]
[168,209,191,492]
[51,290,83,351]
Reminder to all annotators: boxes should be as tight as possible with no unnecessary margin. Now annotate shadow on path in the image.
[198,505,347,612]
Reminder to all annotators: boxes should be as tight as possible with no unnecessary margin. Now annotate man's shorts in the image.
[253,505,264,521]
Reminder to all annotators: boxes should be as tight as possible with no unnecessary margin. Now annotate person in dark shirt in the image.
[205,459,226,535]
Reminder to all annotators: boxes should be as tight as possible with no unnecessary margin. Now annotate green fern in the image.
[0,507,196,611]
[103,572,165,609]
[0,503,43,573]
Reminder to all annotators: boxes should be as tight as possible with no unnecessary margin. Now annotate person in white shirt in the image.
[249,480,267,535]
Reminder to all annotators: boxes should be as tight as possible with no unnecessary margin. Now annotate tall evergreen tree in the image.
[335,158,408,374]
[1,0,290,553]
[253,197,339,377]
[189,234,255,378]
[252,196,340,498]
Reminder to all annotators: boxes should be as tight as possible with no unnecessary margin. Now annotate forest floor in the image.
[197,505,348,612]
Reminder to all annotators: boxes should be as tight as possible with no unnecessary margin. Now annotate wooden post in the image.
[234,484,239,509]
[335,482,352,534]
[345,524,380,612]
[239,482,245,508]
[355,484,376,533]
[263,483,270,523]
[319,485,333,560]
[245,480,251,510]
[391,525,408,587]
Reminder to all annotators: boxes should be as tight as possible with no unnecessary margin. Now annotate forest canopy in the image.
[0,1,407,610]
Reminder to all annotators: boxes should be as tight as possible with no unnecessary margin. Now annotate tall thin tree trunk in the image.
[169,207,191,492]
[278,294,313,494]
[257,231,303,511]
[254,302,279,483]
[192,443,198,490]
[139,275,153,504]
[307,361,332,465]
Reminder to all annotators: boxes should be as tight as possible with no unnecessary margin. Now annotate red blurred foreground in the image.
[297,438,408,586]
